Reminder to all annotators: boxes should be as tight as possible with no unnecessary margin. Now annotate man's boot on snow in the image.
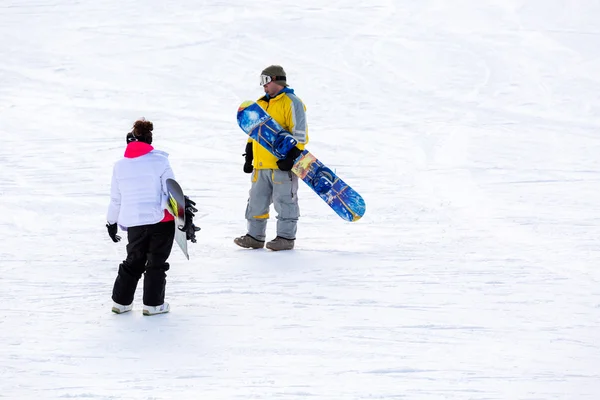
[266,236,295,251]
[234,234,265,249]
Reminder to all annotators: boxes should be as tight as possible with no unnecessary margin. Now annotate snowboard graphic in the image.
[237,100,365,222]
[166,178,189,259]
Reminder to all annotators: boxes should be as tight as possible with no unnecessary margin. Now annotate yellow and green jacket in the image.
[250,88,309,169]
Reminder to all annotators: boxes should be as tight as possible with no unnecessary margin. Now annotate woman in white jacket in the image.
[106,119,198,316]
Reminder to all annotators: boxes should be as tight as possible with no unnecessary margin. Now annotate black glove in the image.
[243,142,253,173]
[276,147,302,171]
[106,222,121,242]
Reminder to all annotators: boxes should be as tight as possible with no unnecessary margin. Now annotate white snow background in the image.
[1,1,599,399]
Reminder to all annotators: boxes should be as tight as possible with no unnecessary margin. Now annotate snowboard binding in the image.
[273,133,298,159]
[312,167,334,194]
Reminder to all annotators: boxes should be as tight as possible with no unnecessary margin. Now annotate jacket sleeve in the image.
[106,164,121,224]
[160,160,176,211]
[287,96,308,145]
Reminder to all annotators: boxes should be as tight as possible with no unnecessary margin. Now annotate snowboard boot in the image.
[111,301,133,314]
[143,302,170,316]
[234,234,265,249]
[266,236,295,251]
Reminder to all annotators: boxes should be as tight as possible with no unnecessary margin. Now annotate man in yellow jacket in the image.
[234,65,309,251]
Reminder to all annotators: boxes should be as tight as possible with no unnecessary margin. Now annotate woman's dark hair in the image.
[131,119,153,144]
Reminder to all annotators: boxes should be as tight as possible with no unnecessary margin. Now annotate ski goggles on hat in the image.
[260,74,286,86]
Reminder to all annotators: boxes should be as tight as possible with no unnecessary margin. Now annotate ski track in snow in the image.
[1,0,599,399]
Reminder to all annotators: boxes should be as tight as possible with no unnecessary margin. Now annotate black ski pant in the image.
[112,221,175,307]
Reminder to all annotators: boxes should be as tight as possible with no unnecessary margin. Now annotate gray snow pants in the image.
[245,169,299,241]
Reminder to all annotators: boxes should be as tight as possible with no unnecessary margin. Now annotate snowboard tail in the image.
[292,151,365,221]
[237,101,365,222]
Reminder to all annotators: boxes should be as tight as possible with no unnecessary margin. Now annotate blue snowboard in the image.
[237,100,366,222]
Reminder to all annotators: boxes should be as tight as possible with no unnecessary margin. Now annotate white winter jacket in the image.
[107,142,175,229]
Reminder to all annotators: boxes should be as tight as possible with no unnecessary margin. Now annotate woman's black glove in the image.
[106,223,121,242]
